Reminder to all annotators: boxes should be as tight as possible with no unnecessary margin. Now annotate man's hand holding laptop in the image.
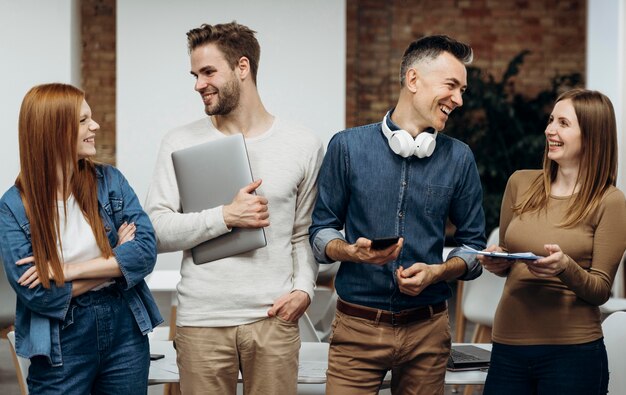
[222,179,269,229]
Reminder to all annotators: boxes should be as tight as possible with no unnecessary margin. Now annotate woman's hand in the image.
[15,256,64,289]
[116,221,136,246]
[526,244,568,278]
[477,244,513,276]
[16,222,134,288]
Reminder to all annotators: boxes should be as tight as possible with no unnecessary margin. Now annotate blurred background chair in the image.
[453,228,505,395]
[299,313,321,343]
[0,255,16,337]
[454,227,504,343]
[7,331,29,395]
[600,250,626,315]
[601,311,626,394]
[307,262,340,343]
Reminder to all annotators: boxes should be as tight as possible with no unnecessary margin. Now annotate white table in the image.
[149,341,490,386]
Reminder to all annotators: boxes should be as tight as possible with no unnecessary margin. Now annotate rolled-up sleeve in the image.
[309,133,350,264]
[447,148,486,281]
[105,167,158,290]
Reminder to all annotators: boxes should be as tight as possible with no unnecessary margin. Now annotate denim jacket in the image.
[309,118,486,312]
[0,164,163,366]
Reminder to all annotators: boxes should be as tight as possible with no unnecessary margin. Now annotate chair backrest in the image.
[461,227,506,327]
[0,255,17,329]
[611,250,626,298]
[299,312,321,342]
[602,311,626,394]
[486,227,500,248]
[7,331,29,395]
[313,290,338,342]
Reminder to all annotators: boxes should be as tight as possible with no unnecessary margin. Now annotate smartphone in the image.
[150,353,165,361]
[371,236,400,250]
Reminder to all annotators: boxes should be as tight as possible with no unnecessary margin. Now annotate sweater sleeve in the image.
[144,135,230,253]
[557,189,626,305]
[291,140,325,300]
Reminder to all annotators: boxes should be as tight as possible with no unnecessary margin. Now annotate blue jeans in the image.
[27,286,150,395]
[483,339,609,395]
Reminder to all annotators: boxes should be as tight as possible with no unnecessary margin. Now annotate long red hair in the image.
[16,83,112,288]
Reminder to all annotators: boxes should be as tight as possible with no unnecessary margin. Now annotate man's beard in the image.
[204,79,240,116]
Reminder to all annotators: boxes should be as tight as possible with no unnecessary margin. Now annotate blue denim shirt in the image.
[309,118,486,312]
[0,164,163,366]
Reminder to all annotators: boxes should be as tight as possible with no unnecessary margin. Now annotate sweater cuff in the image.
[205,205,231,236]
[293,279,315,302]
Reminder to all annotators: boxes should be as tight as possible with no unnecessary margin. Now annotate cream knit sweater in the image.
[145,117,323,327]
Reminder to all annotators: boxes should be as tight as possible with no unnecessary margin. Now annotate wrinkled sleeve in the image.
[144,137,230,253]
[309,133,350,264]
[557,189,626,305]
[0,204,72,321]
[107,167,158,290]
[447,147,486,280]
[291,141,325,299]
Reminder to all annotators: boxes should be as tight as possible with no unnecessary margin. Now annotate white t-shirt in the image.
[57,195,111,290]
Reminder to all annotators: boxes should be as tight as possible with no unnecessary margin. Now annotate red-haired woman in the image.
[0,83,162,394]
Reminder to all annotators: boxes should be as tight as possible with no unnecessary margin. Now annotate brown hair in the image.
[399,35,473,86]
[186,21,261,84]
[514,88,618,227]
[16,83,113,288]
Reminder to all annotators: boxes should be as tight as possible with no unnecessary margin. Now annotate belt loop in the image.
[429,304,434,317]
[375,310,382,325]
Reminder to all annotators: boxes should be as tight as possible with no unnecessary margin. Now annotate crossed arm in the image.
[16,222,136,297]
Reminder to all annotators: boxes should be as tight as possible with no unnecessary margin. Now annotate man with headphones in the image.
[309,35,486,394]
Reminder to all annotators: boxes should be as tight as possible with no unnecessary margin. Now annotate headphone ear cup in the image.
[414,133,437,158]
[389,130,415,158]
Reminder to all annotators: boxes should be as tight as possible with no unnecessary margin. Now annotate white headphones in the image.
[381,112,437,158]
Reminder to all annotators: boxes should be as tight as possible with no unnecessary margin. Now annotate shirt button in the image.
[398,212,403,218]
[402,181,407,187]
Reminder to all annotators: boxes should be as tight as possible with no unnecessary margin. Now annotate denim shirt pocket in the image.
[424,184,453,218]
[102,197,124,226]
[19,222,32,241]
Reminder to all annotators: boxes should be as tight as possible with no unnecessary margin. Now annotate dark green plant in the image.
[446,51,582,234]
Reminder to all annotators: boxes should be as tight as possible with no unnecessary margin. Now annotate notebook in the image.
[446,345,491,371]
[171,134,267,264]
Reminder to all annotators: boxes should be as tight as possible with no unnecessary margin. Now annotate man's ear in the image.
[405,68,419,94]
[236,56,251,81]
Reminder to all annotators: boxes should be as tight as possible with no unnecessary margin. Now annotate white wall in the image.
[117,1,346,269]
[586,0,626,191]
[0,0,80,192]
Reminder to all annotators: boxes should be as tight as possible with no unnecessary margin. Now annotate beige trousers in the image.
[174,316,300,395]
[326,305,451,395]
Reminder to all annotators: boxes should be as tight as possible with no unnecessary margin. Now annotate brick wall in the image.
[346,0,587,127]
[81,0,116,165]
[81,0,587,159]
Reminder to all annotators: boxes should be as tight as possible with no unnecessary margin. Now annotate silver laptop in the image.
[446,345,491,371]
[171,134,267,264]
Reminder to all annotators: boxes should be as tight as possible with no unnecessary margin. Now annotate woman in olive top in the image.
[479,89,626,395]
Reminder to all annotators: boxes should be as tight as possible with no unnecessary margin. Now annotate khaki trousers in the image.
[326,303,451,395]
[174,316,300,395]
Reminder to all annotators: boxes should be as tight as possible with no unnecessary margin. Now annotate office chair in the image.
[8,331,29,395]
[600,250,626,315]
[0,255,17,337]
[602,311,626,394]
[455,227,504,343]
